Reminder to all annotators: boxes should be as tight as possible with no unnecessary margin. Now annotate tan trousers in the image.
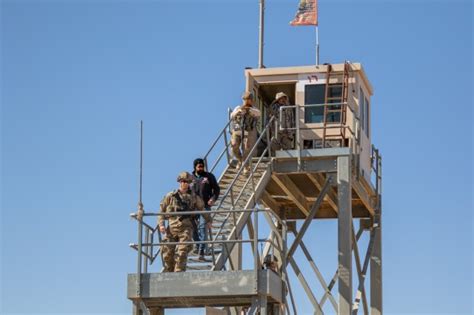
[231,130,257,164]
[162,220,193,272]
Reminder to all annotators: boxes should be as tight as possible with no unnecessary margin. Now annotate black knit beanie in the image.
[193,158,205,169]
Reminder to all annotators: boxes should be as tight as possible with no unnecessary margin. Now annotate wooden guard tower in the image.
[128,62,383,315]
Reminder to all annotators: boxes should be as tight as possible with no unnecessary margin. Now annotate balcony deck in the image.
[127,270,283,308]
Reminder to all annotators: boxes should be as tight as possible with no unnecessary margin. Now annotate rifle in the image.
[173,191,193,222]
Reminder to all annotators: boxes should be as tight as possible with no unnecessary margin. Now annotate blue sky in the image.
[1,0,472,314]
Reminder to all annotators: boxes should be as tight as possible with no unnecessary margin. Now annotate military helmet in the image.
[176,171,193,183]
[242,91,254,101]
[263,254,278,266]
[275,92,288,101]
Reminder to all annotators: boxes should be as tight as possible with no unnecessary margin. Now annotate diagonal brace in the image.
[286,176,332,261]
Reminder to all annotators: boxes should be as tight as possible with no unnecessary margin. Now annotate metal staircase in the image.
[182,115,275,272]
[187,160,270,271]
[128,86,383,314]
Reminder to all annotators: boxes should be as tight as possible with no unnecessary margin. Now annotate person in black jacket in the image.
[191,158,220,260]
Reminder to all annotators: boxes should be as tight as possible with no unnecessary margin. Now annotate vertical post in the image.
[223,129,231,164]
[371,153,383,314]
[280,217,292,314]
[135,121,144,314]
[370,225,382,315]
[260,294,268,314]
[266,119,272,158]
[143,230,149,273]
[254,208,259,273]
[139,120,143,204]
[258,0,265,68]
[229,245,241,271]
[337,155,352,314]
[295,105,301,171]
[316,26,320,65]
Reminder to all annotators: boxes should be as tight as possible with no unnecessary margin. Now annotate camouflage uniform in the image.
[231,104,261,165]
[267,93,295,151]
[158,189,209,272]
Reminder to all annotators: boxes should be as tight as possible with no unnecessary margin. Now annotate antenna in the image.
[139,120,143,204]
[258,0,265,68]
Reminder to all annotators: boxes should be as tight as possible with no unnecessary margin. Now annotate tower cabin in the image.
[128,62,382,315]
[247,62,377,219]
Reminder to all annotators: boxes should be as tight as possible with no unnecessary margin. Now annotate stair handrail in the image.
[209,143,271,249]
[202,119,233,175]
[210,115,274,215]
[130,114,275,271]
[208,116,275,263]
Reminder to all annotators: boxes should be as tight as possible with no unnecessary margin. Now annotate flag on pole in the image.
[290,0,318,26]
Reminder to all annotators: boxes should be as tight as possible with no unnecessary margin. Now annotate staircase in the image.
[187,159,271,271]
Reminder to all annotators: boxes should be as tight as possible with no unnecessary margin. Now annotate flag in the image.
[290,0,318,26]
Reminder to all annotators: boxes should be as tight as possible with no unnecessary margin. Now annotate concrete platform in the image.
[128,270,283,308]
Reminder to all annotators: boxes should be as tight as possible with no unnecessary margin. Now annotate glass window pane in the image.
[365,97,370,137]
[305,85,325,123]
[360,87,365,132]
[328,85,342,103]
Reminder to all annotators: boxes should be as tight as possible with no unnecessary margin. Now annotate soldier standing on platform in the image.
[267,92,295,152]
[158,172,211,272]
[230,91,261,174]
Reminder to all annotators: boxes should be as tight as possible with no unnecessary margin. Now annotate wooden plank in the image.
[261,190,281,212]
[307,173,338,213]
[353,180,375,216]
[271,174,310,216]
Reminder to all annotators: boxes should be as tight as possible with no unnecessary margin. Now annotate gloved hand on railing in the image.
[159,225,166,234]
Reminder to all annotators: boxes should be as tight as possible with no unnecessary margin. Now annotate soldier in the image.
[263,254,279,273]
[230,91,261,174]
[266,92,295,152]
[158,171,212,272]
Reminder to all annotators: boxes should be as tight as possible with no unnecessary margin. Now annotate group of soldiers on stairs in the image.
[137,91,295,272]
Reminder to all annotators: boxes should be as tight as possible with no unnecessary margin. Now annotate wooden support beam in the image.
[261,190,281,212]
[353,180,375,216]
[307,173,339,213]
[271,174,310,216]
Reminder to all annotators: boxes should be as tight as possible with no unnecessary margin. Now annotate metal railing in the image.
[130,207,285,273]
[277,102,360,170]
[130,112,276,273]
[279,102,357,136]
[205,116,275,267]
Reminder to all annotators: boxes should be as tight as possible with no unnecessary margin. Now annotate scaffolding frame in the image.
[128,100,382,314]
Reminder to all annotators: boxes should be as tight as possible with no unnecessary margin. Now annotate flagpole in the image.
[316,25,320,65]
[258,0,265,69]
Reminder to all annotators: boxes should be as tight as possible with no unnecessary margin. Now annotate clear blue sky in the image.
[1,0,472,314]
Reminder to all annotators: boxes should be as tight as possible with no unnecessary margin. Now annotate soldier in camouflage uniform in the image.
[158,172,211,272]
[230,91,261,173]
[267,92,295,152]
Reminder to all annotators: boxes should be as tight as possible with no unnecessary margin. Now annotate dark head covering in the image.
[193,158,205,169]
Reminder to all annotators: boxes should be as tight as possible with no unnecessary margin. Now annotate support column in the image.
[337,155,352,314]
[259,294,268,314]
[230,240,242,270]
[370,210,383,314]
[371,153,383,315]
[133,303,141,315]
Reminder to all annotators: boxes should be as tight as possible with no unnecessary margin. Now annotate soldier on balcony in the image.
[158,172,212,272]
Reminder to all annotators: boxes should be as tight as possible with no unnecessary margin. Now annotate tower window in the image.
[304,84,342,123]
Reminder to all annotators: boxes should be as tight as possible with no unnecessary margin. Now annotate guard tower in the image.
[128,62,383,315]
